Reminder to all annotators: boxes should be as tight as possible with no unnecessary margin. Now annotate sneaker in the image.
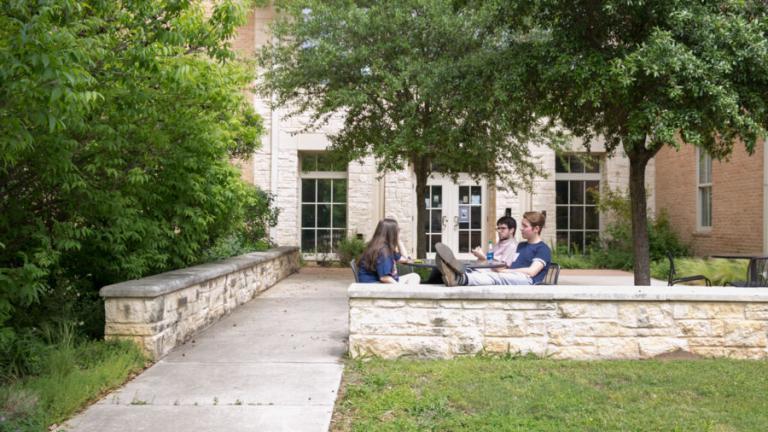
[435,243,464,287]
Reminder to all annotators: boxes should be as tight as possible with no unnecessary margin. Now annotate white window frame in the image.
[555,154,602,254]
[299,153,348,259]
[696,148,712,231]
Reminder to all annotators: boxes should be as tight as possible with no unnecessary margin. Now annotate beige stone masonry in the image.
[100,247,300,360]
[348,284,768,360]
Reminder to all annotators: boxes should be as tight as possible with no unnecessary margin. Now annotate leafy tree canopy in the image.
[259,0,550,256]
[0,0,268,349]
[513,0,768,283]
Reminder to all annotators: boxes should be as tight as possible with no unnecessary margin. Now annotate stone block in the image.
[686,337,724,347]
[559,302,618,319]
[637,337,688,358]
[483,337,548,357]
[107,298,167,324]
[349,335,452,359]
[676,320,725,338]
[724,347,768,359]
[596,338,640,359]
[745,304,768,320]
[548,320,622,337]
[549,335,597,347]
[672,303,745,320]
[689,346,725,358]
[373,300,406,308]
[547,345,599,360]
[723,320,767,347]
[406,300,439,308]
[483,311,526,337]
[523,309,560,320]
[618,304,673,328]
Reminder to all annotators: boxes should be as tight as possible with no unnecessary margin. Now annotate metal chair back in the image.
[748,258,768,287]
[350,259,360,283]
[667,252,711,286]
[537,262,560,285]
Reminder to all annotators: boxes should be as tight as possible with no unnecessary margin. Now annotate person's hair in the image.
[523,210,546,232]
[360,218,400,272]
[496,216,517,234]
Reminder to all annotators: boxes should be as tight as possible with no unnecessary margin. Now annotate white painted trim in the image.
[695,148,712,232]
[269,105,279,199]
[299,171,347,179]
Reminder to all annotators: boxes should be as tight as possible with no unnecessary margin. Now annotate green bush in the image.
[587,187,690,270]
[336,236,366,266]
[552,245,595,269]
[0,0,271,380]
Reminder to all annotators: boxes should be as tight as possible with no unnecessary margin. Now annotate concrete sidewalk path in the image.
[63,267,351,432]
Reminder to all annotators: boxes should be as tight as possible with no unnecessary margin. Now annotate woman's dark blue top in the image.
[358,249,401,283]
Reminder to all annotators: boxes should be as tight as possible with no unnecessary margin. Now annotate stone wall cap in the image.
[348,283,768,302]
[100,247,298,298]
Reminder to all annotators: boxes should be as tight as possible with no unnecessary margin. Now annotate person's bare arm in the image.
[494,260,545,277]
[397,241,412,263]
[471,246,487,261]
[379,275,398,284]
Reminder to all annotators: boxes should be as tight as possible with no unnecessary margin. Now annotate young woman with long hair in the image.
[357,218,421,284]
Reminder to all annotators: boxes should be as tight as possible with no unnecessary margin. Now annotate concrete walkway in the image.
[64,267,351,432]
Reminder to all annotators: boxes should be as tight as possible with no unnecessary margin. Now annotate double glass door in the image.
[423,175,487,259]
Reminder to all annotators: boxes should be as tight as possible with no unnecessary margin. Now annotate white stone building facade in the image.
[234,7,653,259]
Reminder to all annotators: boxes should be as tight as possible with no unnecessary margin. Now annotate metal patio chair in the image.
[667,252,711,286]
[535,262,560,285]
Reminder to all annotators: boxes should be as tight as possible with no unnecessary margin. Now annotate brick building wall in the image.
[655,141,764,256]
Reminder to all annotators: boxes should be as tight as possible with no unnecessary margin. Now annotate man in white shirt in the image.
[471,216,518,267]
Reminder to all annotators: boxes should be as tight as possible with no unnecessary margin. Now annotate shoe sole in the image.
[435,243,463,286]
[435,243,464,273]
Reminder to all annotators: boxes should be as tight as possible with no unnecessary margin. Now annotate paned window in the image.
[458,186,483,253]
[697,149,712,229]
[423,185,443,253]
[300,153,347,253]
[555,154,601,254]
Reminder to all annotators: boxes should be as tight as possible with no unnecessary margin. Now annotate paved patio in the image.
[63,267,351,432]
[559,268,667,286]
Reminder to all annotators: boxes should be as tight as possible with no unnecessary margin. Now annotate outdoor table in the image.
[405,259,507,284]
[710,254,768,287]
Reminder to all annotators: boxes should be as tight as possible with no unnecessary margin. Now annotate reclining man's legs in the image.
[435,243,534,287]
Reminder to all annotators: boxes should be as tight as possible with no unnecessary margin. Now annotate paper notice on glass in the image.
[459,206,469,223]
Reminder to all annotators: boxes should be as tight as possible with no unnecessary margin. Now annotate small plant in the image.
[336,236,366,266]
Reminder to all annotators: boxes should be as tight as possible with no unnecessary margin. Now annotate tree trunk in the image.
[627,145,652,285]
[413,156,429,258]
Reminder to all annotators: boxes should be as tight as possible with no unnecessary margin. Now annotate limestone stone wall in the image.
[101,247,300,360]
[349,284,768,360]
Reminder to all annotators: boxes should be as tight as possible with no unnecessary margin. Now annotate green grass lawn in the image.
[0,339,147,431]
[332,356,768,431]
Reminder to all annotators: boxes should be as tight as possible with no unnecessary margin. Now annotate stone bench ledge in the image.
[348,283,768,303]
[101,246,298,298]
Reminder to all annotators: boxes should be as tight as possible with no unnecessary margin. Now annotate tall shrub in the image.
[0,0,267,369]
[590,187,690,270]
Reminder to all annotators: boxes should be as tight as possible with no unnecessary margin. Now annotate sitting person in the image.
[471,215,518,267]
[357,218,421,284]
[435,211,550,286]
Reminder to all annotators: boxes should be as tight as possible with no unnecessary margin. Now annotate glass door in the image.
[424,175,486,259]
